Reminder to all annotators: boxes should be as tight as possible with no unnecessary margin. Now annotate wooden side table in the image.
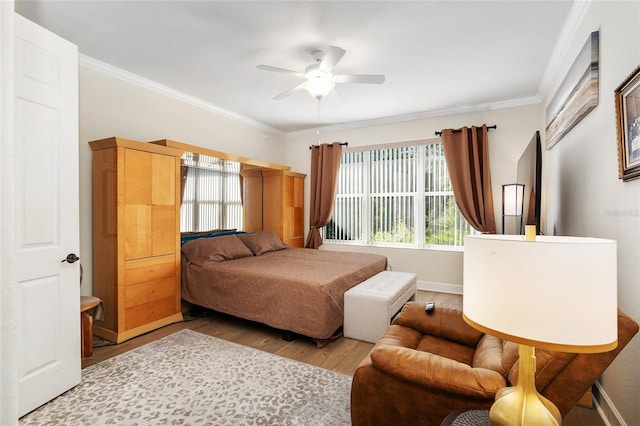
[80,296,103,358]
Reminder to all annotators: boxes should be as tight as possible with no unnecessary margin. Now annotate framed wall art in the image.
[545,31,599,150]
[615,64,640,181]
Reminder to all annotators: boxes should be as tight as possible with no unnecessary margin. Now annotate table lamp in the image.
[463,226,618,425]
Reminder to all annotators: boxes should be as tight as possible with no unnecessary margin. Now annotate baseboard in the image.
[417,280,463,295]
[593,381,625,426]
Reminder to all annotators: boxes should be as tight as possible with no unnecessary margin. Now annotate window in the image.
[180,152,243,232]
[324,140,475,248]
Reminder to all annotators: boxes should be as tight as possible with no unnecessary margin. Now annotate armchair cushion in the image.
[371,344,506,399]
[473,335,519,376]
[392,302,483,347]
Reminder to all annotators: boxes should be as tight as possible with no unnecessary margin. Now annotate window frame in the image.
[323,139,475,250]
[180,153,243,233]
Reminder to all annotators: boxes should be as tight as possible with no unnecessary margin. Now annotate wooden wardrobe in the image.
[89,137,183,343]
[242,168,306,248]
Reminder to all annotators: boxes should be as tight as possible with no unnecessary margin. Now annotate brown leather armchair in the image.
[351,302,638,426]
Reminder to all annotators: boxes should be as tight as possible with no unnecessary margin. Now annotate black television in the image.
[516,130,542,235]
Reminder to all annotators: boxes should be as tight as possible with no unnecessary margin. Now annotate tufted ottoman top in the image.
[345,271,417,301]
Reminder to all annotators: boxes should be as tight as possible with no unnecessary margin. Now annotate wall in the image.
[78,64,287,296]
[284,103,543,289]
[543,2,640,424]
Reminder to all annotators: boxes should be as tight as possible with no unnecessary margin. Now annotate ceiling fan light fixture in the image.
[305,71,336,99]
[257,46,384,101]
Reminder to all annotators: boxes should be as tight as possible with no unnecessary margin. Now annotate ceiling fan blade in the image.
[325,86,342,105]
[319,46,346,72]
[335,74,386,84]
[273,81,308,100]
[257,65,304,77]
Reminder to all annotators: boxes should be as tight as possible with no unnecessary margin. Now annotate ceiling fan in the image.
[257,46,385,100]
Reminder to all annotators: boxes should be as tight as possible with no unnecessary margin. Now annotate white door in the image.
[14,14,80,417]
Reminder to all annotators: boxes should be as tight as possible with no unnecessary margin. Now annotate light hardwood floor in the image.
[84,290,603,425]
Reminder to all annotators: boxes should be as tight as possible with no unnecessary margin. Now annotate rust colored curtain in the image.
[305,142,343,249]
[440,125,496,234]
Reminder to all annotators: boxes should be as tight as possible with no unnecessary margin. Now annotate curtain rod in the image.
[308,142,349,150]
[434,125,497,137]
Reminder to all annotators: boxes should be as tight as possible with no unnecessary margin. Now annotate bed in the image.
[180,231,388,341]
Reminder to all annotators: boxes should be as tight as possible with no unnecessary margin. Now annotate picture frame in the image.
[615,64,640,181]
[545,31,599,150]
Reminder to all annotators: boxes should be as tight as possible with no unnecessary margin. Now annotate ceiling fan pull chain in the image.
[317,101,322,143]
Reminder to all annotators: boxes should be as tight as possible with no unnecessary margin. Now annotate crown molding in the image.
[285,96,541,138]
[79,54,285,137]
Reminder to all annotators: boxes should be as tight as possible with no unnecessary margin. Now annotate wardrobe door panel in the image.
[124,204,151,260]
[124,149,152,205]
[152,205,176,256]
[152,154,175,205]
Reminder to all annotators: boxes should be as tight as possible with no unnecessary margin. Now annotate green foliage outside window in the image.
[372,219,414,243]
[325,142,475,248]
[425,196,469,246]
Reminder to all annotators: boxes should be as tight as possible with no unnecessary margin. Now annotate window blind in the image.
[180,152,243,232]
[324,140,475,248]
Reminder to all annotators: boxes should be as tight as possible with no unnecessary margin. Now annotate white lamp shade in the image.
[503,184,524,216]
[463,234,618,353]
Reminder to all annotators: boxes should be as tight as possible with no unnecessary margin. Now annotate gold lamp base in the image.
[489,345,562,426]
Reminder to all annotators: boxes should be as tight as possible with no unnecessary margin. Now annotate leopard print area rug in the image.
[20,329,352,425]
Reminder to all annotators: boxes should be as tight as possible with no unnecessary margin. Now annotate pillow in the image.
[181,235,253,266]
[237,231,288,256]
[180,229,243,245]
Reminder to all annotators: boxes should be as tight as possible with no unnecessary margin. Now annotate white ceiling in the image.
[16,1,575,134]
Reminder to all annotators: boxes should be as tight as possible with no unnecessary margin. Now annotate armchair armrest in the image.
[393,302,484,347]
[371,344,506,400]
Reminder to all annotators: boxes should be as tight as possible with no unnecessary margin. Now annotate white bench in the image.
[344,271,417,343]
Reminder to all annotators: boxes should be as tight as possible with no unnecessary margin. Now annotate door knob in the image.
[62,253,80,264]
